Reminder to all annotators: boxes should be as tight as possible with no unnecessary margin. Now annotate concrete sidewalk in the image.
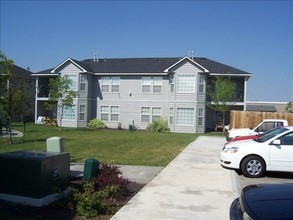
[111,136,239,220]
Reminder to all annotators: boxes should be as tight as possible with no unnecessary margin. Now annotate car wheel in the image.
[241,156,265,178]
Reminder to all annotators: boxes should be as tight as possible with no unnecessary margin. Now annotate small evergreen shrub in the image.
[147,118,170,133]
[87,118,106,129]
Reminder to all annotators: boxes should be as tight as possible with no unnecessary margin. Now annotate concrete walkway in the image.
[111,136,239,220]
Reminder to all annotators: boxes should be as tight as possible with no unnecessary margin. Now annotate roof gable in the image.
[164,56,209,73]
[51,58,88,73]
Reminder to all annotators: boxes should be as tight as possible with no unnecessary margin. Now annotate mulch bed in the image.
[0,180,145,220]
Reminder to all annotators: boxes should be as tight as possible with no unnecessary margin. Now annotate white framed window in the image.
[152,107,162,121]
[100,106,109,121]
[153,77,162,93]
[101,77,110,92]
[177,75,195,93]
[63,105,76,120]
[169,107,174,125]
[67,75,77,91]
[111,77,120,92]
[110,106,119,121]
[197,108,204,126]
[80,75,86,91]
[142,77,162,93]
[141,107,150,122]
[169,74,175,93]
[198,75,205,93]
[176,108,194,126]
[100,105,119,121]
[141,106,162,122]
[142,77,151,93]
[79,104,85,121]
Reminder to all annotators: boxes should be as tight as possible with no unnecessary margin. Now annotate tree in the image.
[285,101,293,113]
[45,75,77,130]
[0,51,14,143]
[207,75,237,132]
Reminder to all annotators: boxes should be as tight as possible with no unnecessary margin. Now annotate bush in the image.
[147,118,170,133]
[87,118,106,129]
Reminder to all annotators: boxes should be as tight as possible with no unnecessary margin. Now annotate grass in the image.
[0,123,198,167]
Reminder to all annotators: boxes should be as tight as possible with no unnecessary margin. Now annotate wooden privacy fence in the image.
[229,110,293,129]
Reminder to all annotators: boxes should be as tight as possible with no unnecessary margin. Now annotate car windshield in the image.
[256,127,288,143]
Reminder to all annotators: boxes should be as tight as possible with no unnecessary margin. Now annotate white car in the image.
[220,126,293,178]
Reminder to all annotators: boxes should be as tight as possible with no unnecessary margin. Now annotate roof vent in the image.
[188,51,194,59]
[93,53,99,62]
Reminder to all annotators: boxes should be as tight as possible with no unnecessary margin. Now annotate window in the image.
[142,77,162,93]
[79,104,85,121]
[176,108,194,126]
[101,77,120,92]
[100,105,119,121]
[80,75,86,91]
[141,107,162,122]
[169,107,174,125]
[152,107,161,121]
[153,77,162,93]
[101,106,109,121]
[198,75,205,93]
[110,106,119,121]
[142,77,151,93]
[111,77,120,92]
[67,75,77,91]
[63,105,76,120]
[101,77,110,92]
[141,107,150,122]
[197,108,204,126]
[170,74,175,92]
[177,75,195,93]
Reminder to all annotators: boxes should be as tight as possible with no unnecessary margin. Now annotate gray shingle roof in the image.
[34,57,251,75]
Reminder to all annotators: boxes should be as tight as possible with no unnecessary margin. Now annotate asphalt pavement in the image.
[109,136,239,220]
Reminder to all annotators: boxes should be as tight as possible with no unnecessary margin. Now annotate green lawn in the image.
[0,123,198,167]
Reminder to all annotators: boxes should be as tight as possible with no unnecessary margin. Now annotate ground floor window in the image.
[79,104,85,121]
[141,106,162,123]
[63,105,76,120]
[176,108,194,126]
[101,105,119,122]
[169,107,174,125]
[197,108,204,126]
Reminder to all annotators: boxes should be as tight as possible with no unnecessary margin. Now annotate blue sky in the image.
[1,0,292,102]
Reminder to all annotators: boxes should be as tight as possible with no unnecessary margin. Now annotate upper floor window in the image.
[198,75,205,93]
[177,75,195,93]
[67,75,77,91]
[80,75,86,91]
[142,77,162,93]
[101,77,120,92]
[169,74,175,93]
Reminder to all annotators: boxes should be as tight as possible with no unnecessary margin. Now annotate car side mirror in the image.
[272,139,281,145]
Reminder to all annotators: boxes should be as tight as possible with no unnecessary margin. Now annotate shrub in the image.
[87,118,106,129]
[147,118,170,133]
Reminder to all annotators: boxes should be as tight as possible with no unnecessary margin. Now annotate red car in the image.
[226,126,284,145]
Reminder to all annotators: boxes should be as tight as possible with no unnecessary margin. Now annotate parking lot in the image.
[238,171,293,189]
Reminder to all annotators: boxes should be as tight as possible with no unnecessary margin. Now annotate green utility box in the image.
[46,136,64,152]
[83,158,100,180]
[0,150,70,198]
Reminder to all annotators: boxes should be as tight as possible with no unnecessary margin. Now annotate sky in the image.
[0,0,292,102]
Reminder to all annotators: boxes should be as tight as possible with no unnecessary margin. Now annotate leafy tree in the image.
[207,75,237,132]
[0,51,14,143]
[285,101,293,113]
[45,75,77,130]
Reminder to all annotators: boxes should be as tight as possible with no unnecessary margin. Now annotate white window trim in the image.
[141,77,162,94]
[101,76,120,93]
[177,75,196,93]
[176,107,195,126]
